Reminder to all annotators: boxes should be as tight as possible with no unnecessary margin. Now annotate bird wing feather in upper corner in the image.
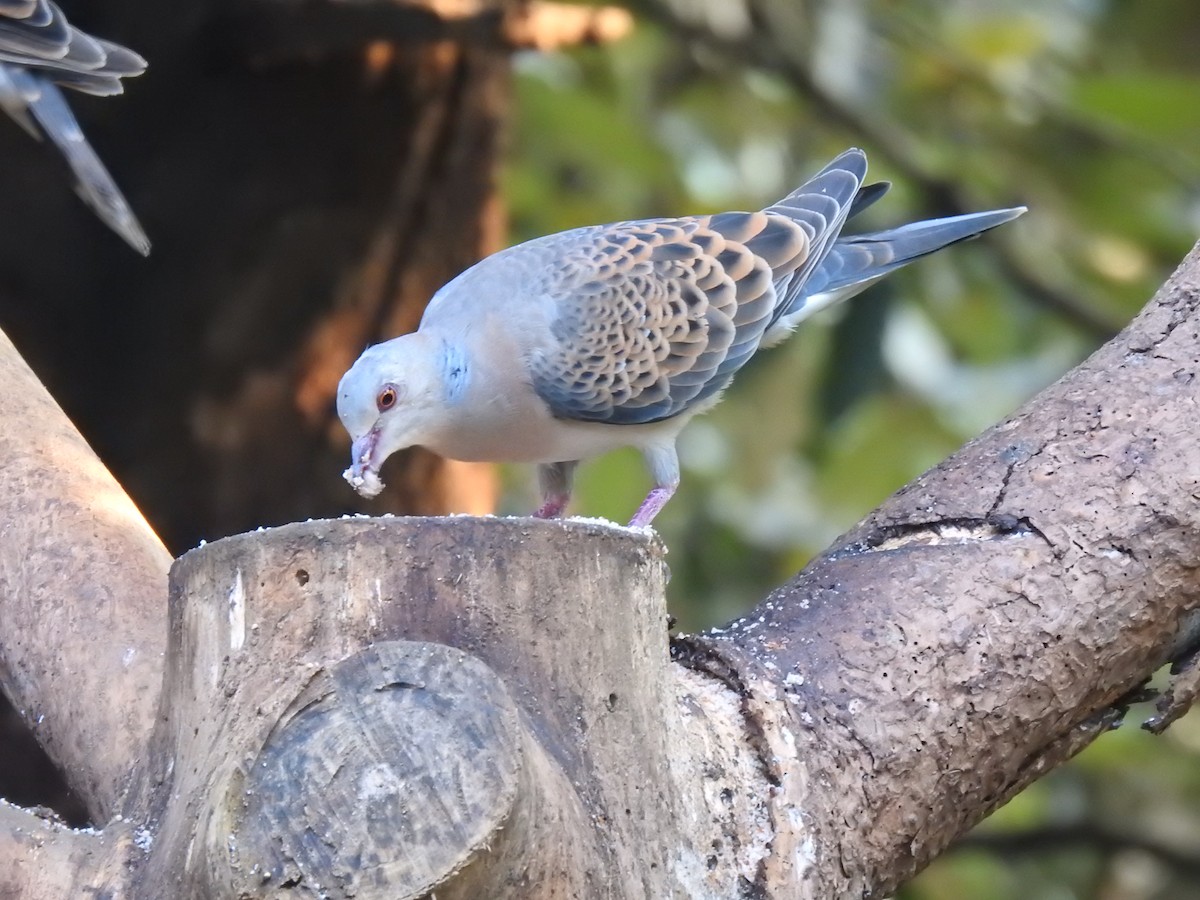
[0,0,149,254]
[0,1,146,84]
[523,149,869,426]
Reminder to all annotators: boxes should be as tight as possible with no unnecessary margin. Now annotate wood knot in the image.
[224,641,522,898]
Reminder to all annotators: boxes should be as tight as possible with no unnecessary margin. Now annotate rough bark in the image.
[674,242,1200,896]
[0,328,171,821]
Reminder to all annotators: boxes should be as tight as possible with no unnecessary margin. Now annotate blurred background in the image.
[1,0,1199,896]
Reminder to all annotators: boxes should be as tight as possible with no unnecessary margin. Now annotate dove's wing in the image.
[0,1,146,90]
[524,149,867,426]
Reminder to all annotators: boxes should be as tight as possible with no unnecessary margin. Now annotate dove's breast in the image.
[420,311,689,466]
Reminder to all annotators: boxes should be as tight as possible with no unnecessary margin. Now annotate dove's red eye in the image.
[377,386,398,411]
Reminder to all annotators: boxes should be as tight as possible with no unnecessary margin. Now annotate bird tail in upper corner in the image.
[0,62,39,137]
[776,205,1026,331]
[1,65,150,255]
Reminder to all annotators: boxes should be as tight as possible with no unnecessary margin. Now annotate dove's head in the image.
[336,333,447,499]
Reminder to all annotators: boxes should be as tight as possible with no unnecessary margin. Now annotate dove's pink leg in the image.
[534,494,570,518]
[534,461,577,519]
[628,483,677,528]
[629,445,681,528]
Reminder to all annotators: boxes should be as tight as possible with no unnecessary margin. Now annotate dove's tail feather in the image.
[764,205,1025,342]
[0,60,37,135]
[847,181,891,220]
[0,0,149,253]
[3,64,150,254]
[828,207,1027,292]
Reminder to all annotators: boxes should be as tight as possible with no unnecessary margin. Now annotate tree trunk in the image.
[1,243,1197,895]
[124,517,738,898]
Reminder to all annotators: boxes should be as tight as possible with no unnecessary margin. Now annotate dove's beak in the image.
[343,428,385,499]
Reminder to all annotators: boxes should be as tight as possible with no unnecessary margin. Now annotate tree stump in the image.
[122,518,762,898]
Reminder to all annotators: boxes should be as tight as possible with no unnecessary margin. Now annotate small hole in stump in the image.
[606,692,618,711]
[295,569,310,586]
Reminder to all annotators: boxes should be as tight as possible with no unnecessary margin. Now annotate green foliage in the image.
[503,0,1200,895]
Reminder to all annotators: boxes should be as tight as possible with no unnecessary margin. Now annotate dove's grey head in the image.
[336,333,447,498]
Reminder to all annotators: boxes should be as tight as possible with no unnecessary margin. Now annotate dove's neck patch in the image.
[439,341,470,406]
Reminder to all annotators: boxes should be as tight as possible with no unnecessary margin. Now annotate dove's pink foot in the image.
[627,483,677,528]
[534,494,570,519]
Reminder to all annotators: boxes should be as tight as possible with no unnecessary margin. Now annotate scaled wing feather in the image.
[528,149,869,426]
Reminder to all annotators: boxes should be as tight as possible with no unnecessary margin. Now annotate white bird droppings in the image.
[228,569,246,651]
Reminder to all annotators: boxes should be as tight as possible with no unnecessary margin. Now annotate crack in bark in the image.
[671,638,787,897]
[837,515,1051,555]
[1125,285,1198,355]
[986,458,1018,519]
[671,639,783,790]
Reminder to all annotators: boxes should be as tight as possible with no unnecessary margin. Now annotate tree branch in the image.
[0,801,133,898]
[674,241,1200,896]
[0,328,171,820]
